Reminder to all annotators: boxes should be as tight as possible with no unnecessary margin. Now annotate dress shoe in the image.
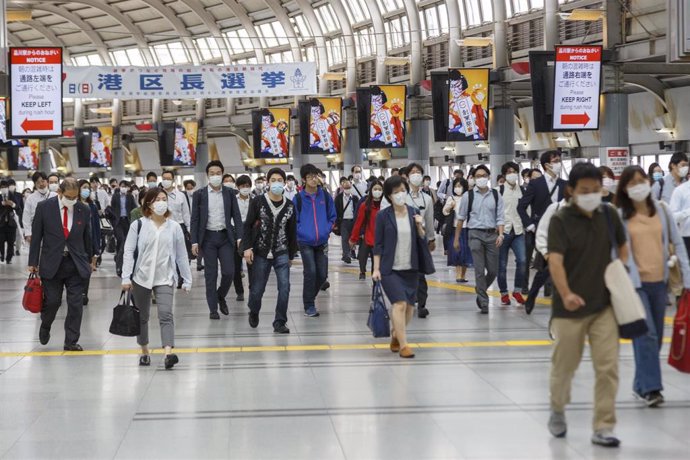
[209,312,220,320]
[63,344,83,352]
[83,296,89,306]
[236,293,245,302]
[320,280,330,291]
[358,273,366,280]
[218,295,229,315]
[164,354,179,370]
[139,355,151,366]
[273,324,290,334]
[197,265,205,271]
[525,297,536,315]
[399,346,415,358]
[480,306,489,315]
[39,327,50,345]
[249,312,259,328]
[6,259,11,265]
[390,336,400,353]
[341,256,352,264]
[417,307,429,318]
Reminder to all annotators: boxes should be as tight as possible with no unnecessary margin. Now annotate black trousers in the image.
[0,226,16,262]
[528,265,551,302]
[232,245,245,295]
[41,255,87,345]
[524,231,535,269]
[114,217,130,274]
[418,274,428,309]
[358,244,374,275]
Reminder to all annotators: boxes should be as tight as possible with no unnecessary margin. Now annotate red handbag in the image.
[22,273,43,314]
[669,290,690,373]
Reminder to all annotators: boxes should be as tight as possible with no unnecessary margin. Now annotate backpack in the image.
[466,189,499,225]
[294,188,333,219]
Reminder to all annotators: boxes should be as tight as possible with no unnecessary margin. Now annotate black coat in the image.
[190,186,244,247]
[517,175,566,228]
[108,190,136,226]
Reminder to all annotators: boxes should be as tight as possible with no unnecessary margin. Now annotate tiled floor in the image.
[1,239,689,459]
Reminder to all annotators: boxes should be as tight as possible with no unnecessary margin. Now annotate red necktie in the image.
[62,206,69,239]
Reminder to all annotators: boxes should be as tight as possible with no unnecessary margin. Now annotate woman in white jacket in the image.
[122,188,192,369]
[442,177,472,282]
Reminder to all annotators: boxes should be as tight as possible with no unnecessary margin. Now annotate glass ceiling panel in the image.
[465,0,482,26]
[292,14,312,40]
[344,0,371,24]
[377,0,404,11]
[316,4,340,34]
[480,0,494,21]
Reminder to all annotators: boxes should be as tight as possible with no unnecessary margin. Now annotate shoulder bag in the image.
[367,282,391,338]
[669,289,690,373]
[109,290,141,337]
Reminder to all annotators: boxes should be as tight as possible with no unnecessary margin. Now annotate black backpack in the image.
[466,189,499,225]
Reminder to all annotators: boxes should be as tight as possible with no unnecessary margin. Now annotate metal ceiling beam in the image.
[330,0,357,95]
[624,75,669,112]
[262,0,301,63]
[293,0,329,95]
[401,0,422,84]
[447,0,462,67]
[10,20,72,62]
[621,62,690,75]
[178,0,232,65]
[366,2,388,84]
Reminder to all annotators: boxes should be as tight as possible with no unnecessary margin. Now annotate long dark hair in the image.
[365,179,384,209]
[77,179,92,204]
[615,165,656,220]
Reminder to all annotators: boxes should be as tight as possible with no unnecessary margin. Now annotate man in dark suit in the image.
[109,179,136,276]
[190,161,244,320]
[517,150,566,313]
[29,178,94,351]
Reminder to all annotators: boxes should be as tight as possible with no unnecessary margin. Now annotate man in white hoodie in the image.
[22,172,57,243]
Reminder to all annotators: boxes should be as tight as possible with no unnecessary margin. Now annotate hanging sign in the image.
[604,147,630,180]
[63,62,317,100]
[9,47,63,138]
[552,45,602,131]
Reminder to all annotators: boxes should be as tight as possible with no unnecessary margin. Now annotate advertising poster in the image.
[90,126,112,168]
[604,147,630,180]
[255,108,290,159]
[552,45,602,131]
[447,68,489,141]
[17,139,39,170]
[173,121,197,167]
[369,85,406,148]
[308,97,341,154]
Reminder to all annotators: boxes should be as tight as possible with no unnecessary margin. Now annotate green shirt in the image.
[129,207,143,222]
[547,204,626,318]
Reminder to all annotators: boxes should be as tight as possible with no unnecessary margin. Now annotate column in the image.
[599,92,629,163]
[152,98,162,124]
[342,127,360,176]
[40,140,51,174]
[291,132,303,180]
[492,0,509,69]
[194,142,209,187]
[407,119,430,172]
[73,99,84,129]
[488,107,514,177]
[544,0,560,50]
[0,0,7,73]
[111,98,124,177]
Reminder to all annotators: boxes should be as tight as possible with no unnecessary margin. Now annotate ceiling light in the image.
[89,107,112,114]
[559,9,605,21]
[554,136,570,142]
[443,146,455,151]
[383,56,411,66]
[455,36,494,47]
[514,139,528,146]
[320,72,347,81]
[475,142,490,149]
[7,10,32,22]
[655,127,674,134]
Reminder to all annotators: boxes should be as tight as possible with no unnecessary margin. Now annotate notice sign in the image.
[605,147,630,180]
[9,47,63,138]
[552,45,602,131]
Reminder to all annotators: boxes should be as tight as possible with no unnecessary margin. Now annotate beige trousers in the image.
[550,307,619,431]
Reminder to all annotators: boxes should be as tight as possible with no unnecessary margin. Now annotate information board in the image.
[9,47,63,138]
[604,147,630,180]
[552,45,601,131]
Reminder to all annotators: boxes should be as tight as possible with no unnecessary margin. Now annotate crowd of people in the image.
[4,150,690,448]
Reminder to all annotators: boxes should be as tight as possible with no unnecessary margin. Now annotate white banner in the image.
[63,62,317,100]
[552,45,602,131]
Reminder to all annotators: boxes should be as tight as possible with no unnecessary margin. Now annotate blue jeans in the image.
[299,243,328,310]
[497,231,527,295]
[632,281,668,395]
[248,253,291,327]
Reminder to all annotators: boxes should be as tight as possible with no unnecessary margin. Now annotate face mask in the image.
[575,192,601,212]
[61,197,77,209]
[423,180,431,187]
[120,187,128,195]
[80,189,90,200]
[239,187,251,197]
[475,177,489,189]
[602,177,615,190]
[8,186,15,193]
[550,163,562,176]
[270,182,285,195]
[161,179,173,189]
[255,182,265,191]
[223,182,233,189]
[679,166,689,177]
[343,187,351,195]
[392,191,407,207]
[372,190,383,200]
[147,182,157,189]
[152,201,168,216]
[353,173,362,180]
[132,191,139,199]
[454,187,464,196]
[505,173,518,185]
[286,181,295,190]
[653,172,663,182]
[627,183,651,202]
[208,175,223,188]
[49,183,59,193]
[0,188,7,196]
[409,173,423,187]
[468,178,476,188]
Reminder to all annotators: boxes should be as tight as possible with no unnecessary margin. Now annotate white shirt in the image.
[206,186,226,231]
[237,195,251,223]
[22,190,55,237]
[405,188,435,242]
[393,214,412,270]
[92,188,111,210]
[502,183,524,235]
[352,180,368,199]
[284,188,297,202]
[58,203,74,232]
[135,225,172,288]
[536,200,568,255]
[544,174,559,203]
[342,192,354,220]
[670,180,690,237]
[166,189,191,228]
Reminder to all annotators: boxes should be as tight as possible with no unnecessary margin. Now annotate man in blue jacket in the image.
[294,163,336,317]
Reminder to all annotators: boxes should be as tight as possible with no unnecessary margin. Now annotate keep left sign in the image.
[9,47,63,138]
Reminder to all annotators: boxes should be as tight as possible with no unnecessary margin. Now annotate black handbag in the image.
[109,291,141,337]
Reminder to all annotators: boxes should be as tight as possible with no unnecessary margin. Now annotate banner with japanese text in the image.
[63,62,317,100]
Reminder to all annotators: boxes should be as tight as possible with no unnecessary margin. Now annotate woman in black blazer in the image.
[372,176,426,358]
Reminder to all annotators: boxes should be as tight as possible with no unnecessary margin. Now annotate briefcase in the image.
[109,291,141,337]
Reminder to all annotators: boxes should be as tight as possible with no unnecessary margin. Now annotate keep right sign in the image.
[552,45,602,131]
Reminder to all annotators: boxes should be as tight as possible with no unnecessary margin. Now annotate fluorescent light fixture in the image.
[89,107,112,114]
[383,56,411,66]
[455,36,494,47]
[554,136,570,142]
[171,99,183,106]
[558,9,605,21]
[475,142,490,149]
[514,139,528,146]
[443,145,455,151]
[7,10,32,21]
[655,127,674,134]
[320,72,347,81]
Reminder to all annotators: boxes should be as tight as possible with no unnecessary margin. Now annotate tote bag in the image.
[22,273,43,314]
[367,282,391,338]
[669,290,690,373]
[109,291,141,337]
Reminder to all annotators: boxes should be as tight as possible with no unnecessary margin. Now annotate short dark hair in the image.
[615,165,656,220]
[236,175,252,188]
[256,175,266,182]
[598,165,614,180]
[453,169,464,177]
[146,171,158,181]
[407,162,424,174]
[266,168,286,182]
[339,176,350,184]
[32,172,47,183]
[161,169,175,179]
[669,152,688,168]
[7,178,16,186]
[205,160,224,174]
[398,167,409,177]
[300,163,320,180]
[48,173,60,181]
[89,176,101,184]
[568,162,601,188]
[141,188,170,218]
[383,175,405,204]
[119,180,130,187]
[391,168,399,174]
[351,165,362,173]
[0,180,8,188]
[474,165,491,176]
[183,179,196,188]
[521,168,531,178]
[286,175,296,182]
[540,150,561,169]
[222,174,234,182]
[423,175,431,181]
[501,162,520,176]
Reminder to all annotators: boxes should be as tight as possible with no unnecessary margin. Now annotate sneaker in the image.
[164,354,179,370]
[635,390,664,408]
[457,278,468,283]
[139,355,151,366]
[500,294,511,306]
[304,306,320,317]
[273,324,290,334]
[417,307,429,318]
[548,411,567,438]
[341,256,352,264]
[320,281,330,291]
[512,292,526,305]
[591,429,620,448]
[248,312,259,328]
[358,273,366,280]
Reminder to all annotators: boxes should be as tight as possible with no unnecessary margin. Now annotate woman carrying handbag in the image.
[121,188,192,369]
[615,166,690,406]
[372,176,433,359]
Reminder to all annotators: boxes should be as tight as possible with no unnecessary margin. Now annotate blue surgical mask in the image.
[270,182,285,195]
[653,172,663,182]
[80,189,91,200]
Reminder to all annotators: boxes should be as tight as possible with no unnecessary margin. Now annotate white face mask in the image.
[239,187,251,197]
[161,179,173,189]
[602,177,615,190]
[8,186,15,193]
[409,173,423,187]
[468,178,476,188]
[627,183,651,202]
[0,188,8,196]
[147,181,157,189]
[61,197,77,209]
[550,162,562,176]
[505,173,518,185]
[372,189,383,200]
[475,177,489,189]
[423,180,431,187]
[223,182,235,189]
[120,187,128,195]
[392,191,407,207]
[208,175,223,188]
[152,201,168,216]
[679,166,689,177]
[353,173,362,180]
[255,182,265,191]
[454,187,464,196]
[286,181,295,190]
[575,192,602,212]
[49,183,59,193]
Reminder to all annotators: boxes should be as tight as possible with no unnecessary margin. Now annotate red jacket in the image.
[350,200,381,247]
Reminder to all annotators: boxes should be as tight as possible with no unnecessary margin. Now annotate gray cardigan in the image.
[619,200,690,289]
